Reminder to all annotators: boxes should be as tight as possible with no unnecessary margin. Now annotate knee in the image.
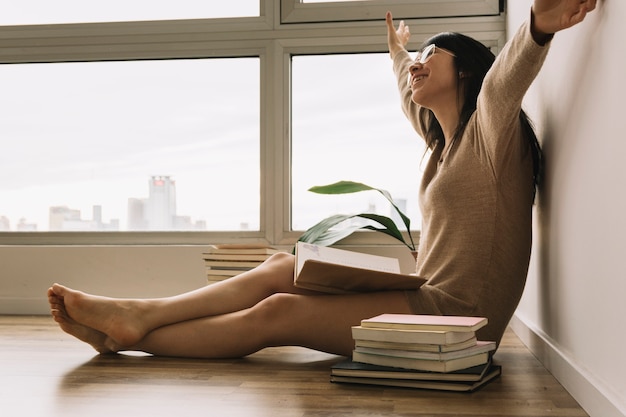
[254,293,298,319]
[263,252,295,272]
[257,252,296,291]
[248,293,299,329]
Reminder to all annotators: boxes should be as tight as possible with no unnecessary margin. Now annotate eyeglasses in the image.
[413,44,456,65]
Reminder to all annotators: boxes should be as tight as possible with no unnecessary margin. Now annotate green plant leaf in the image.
[297,214,355,243]
[295,214,364,253]
[301,224,365,247]
[308,181,380,195]
[356,213,407,246]
[296,211,415,251]
[308,180,416,250]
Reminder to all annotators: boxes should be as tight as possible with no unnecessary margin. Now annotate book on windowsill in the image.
[203,244,282,283]
[202,244,280,261]
[293,242,427,294]
[204,244,281,256]
[204,260,268,269]
[330,360,501,392]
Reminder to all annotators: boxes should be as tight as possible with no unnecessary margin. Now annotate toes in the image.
[51,306,70,322]
[49,283,65,296]
[51,283,69,297]
[48,285,66,303]
[50,303,64,314]
[104,337,121,353]
[51,310,65,324]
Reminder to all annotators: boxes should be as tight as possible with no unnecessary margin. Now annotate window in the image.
[1,59,260,232]
[291,53,424,232]
[282,0,502,24]
[0,0,505,245]
[0,1,259,25]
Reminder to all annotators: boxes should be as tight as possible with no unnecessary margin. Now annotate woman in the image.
[47,0,596,358]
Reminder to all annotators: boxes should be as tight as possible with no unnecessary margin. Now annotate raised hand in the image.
[386,11,411,59]
[532,0,597,39]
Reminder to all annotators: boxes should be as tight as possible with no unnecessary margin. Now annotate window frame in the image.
[0,0,505,246]
[281,0,503,24]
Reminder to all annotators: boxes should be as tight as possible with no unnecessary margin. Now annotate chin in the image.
[411,93,431,108]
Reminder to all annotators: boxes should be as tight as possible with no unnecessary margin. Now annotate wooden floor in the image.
[1,316,588,417]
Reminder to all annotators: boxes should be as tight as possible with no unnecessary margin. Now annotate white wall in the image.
[0,246,209,314]
[508,1,626,416]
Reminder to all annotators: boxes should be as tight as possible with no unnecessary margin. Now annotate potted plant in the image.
[297,180,416,255]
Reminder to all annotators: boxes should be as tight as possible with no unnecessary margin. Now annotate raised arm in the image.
[474,0,597,167]
[385,11,410,59]
[385,11,427,139]
[531,0,597,45]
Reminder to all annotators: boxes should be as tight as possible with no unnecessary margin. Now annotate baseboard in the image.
[510,315,625,417]
[0,297,49,315]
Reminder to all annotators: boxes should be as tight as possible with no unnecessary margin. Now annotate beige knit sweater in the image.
[393,20,550,345]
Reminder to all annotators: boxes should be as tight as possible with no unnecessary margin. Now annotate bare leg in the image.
[49,253,318,347]
[119,291,413,358]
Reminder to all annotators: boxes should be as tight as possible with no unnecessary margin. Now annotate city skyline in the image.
[0,174,412,233]
[0,175,208,232]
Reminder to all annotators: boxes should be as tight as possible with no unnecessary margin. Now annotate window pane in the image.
[0,58,260,232]
[291,54,425,233]
[283,0,501,24]
[0,1,259,26]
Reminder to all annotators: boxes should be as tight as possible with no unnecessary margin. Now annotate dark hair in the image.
[417,32,543,199]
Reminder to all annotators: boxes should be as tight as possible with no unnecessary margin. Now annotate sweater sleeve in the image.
[391,50,428,141]
[475,18,551,170]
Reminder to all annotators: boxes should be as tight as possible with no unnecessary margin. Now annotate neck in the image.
[433,109,461,148]
[429,90,463,147]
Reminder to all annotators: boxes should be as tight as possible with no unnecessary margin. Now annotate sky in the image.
[0,1,425,232]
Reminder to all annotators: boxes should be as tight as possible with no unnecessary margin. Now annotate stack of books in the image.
[331,314,501,392]
[203,244,281,283]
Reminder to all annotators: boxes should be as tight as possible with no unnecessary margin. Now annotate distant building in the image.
[48,205,119,231]
[127,198,148,230]
[174,215,207,231]
[0,216,11,231]
[16,218,37,231]
[127,175,205,231]
[147,175,177,230]
[49,206,82,231]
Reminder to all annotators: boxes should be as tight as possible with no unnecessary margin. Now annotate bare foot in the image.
[48,287,116,353]
[48,284,148,348]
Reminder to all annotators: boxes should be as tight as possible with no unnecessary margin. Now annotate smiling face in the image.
[407,44,460,113]
[409,32,496,146]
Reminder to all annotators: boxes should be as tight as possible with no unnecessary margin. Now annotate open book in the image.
[293,242,427,294]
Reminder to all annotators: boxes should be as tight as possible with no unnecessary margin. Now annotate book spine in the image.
[353,341,495,361]
[351,326,474,345]
[360,314,487,333]
[352,351,489,373]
